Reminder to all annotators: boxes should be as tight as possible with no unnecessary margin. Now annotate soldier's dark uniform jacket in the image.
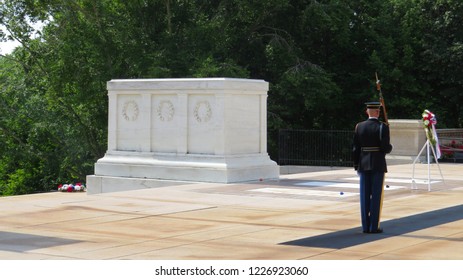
[353,101,393,234]
[353,118,393,172]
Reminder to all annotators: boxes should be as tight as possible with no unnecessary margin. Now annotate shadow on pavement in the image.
[281,204,463,249]
[0,231,81,252]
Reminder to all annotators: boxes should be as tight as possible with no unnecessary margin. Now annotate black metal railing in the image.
[278,129,353,167]
[275,128,463,166]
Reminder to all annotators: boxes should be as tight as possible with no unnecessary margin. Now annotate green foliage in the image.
[271,64,341,129]
[1,0,463,195]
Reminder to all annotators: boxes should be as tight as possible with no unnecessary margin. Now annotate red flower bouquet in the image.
[57,182,86,192]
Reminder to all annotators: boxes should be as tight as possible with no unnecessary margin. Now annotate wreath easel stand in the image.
[411,110,445,191]
[411,139,445,191]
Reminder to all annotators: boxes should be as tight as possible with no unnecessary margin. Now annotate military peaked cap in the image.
[365,101,381,109]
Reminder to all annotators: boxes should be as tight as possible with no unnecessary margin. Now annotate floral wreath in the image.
[122,100,139,121]
[422,110,437,143]
[193,100,212,123]
[58,182,86,192]
[157,100,175,122]
[421,109,441,158]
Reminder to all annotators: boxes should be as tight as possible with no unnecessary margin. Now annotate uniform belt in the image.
[361,147,381,152]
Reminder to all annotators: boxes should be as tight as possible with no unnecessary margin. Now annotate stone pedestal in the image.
[87,78,279,193]
[387,119,427,163]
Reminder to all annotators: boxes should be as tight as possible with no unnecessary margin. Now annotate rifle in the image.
[375,72,389,125]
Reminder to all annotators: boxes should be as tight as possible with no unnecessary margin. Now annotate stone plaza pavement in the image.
[0,163,462,260]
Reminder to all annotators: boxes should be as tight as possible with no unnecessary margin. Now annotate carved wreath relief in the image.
[156,100,175,122]
[193,100,212,123]
[121,100,139,121]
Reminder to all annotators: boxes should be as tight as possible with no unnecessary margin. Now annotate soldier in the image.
[353,101,393,233]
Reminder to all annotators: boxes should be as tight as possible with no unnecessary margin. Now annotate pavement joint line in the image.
[344,177,442,184]
[292,181,406,190]
[248,187,358,197]
[399,234,463,242]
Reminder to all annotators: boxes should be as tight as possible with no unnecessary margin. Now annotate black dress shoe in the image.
[362,230,370,233]
[370,228,383,234]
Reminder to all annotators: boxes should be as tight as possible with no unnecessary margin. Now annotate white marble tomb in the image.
[87,78,279,193]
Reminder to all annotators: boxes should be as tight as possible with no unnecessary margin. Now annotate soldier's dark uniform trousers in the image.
[353,102,393,233]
